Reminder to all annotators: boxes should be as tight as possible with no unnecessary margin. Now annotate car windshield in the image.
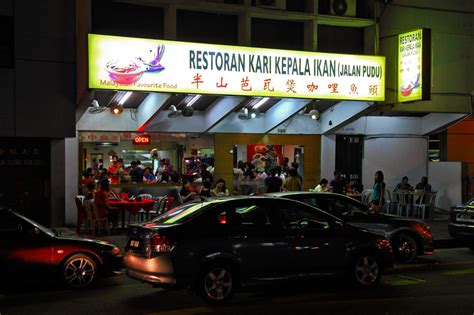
[153,200,225,225]
[15,212,55,237]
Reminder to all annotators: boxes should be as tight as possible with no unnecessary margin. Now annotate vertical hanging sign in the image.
[398,28,431,102]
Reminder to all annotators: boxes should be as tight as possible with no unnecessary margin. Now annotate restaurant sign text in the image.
[89,34,385,101]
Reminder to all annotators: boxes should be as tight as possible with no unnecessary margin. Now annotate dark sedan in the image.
[0,208,123,289]
[267,192,433,263]
[123,197,393,304]
[449,199,474,249]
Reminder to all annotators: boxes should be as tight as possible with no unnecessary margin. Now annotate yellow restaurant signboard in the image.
[89,34,385,101]
[398,28,431,102]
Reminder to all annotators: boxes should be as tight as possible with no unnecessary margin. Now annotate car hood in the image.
[377,213,424,224]
[54,235,119,250]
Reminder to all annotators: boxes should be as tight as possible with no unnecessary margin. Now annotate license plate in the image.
[129,239,141,248]
[457,214,474,222]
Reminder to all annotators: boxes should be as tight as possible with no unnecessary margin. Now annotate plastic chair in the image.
[383,190,392,214]
[136,193,153,221]
[360,189,373,206]
[84,200,110,236]
[75,195,86,234]
[413,191,436,220]
[394,191,410,217]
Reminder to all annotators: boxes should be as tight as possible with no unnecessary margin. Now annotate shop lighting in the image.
[118,91,132,105]
[309,109,320,120]
[186,95,201,107]
[252,97,269,110]
[250,112,257,119]
[110,103,124,115]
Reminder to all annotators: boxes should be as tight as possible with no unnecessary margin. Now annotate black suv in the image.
[123,197,393,304]
[268,192,433,263]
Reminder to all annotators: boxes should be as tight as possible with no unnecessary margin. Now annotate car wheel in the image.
[62,254,98,289]
[394,233,418,263]
[352,254,382,287]
[198,264,235,305]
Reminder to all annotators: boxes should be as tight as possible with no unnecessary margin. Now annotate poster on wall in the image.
[397,28,431,102]
[89,34,385,101]
[247,144,283,172]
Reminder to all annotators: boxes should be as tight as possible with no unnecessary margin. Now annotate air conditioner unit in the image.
[256,0,286,10]
[330,0,356,17]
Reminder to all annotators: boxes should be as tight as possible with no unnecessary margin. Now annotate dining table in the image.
[108,198,156,228]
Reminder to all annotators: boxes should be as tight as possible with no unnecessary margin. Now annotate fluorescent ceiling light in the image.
[252,97,269,110]
[186,95,201,107]
[118,91,132,105]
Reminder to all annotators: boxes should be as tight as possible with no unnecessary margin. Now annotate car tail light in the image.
[150,235,175,253]
[111,247,121,255]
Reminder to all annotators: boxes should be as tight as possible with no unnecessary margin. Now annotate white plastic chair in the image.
[360,189,373,206]
[136,194,154,222]
[394,191,410,217]
[414,191,437,220]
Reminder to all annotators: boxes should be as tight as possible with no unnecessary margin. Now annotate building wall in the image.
[362,136,428,192]
[447,116,474,197]
[447,116,474,175]
[379,0,473,112]
[214,134,321,192]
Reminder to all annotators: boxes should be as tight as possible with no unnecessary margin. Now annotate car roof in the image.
[266,191,343,198]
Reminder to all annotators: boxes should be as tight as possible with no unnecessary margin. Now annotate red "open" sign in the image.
[133,135,151,145]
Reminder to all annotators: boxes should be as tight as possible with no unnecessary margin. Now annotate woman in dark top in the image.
[370,171,385,215]
[394,176,413,192]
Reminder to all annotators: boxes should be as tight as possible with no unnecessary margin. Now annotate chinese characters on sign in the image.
[79,132,121,143]
[89,34,385,101]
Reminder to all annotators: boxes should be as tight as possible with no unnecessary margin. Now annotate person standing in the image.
[265,168,283,193]
[329,170,346,195]
[370,171,386,215]
[283,168,302,191]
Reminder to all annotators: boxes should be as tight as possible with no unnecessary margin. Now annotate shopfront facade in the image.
[65,0,473,225]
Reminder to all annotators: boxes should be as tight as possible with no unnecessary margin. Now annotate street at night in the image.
[3,247,474,315]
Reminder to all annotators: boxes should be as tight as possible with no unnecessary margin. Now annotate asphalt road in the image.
[2,248,474,315]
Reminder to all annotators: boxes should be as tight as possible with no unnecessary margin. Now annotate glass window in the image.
[294,196,324,209]
[280,204,330,231]
[153,200,225,225]
[325,196,368,218]
[217,203,271,229]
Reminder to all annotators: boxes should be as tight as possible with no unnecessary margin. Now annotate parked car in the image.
[123,197,393,304]
[449,199,474,249]
[267,192,433,263]
[0,208,123,290]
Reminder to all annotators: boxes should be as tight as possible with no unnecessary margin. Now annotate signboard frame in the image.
[88,33,386,102]
[397,28,431,102]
